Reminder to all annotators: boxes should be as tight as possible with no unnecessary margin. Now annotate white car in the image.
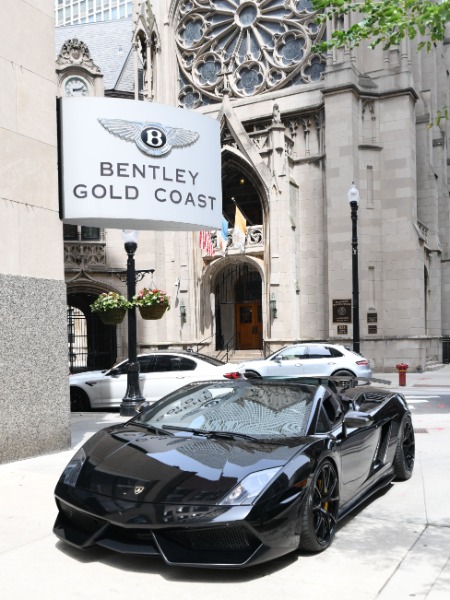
[69,351,242,411]
[237,343,372,380]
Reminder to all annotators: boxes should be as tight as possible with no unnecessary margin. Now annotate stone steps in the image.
[229,350,264,363]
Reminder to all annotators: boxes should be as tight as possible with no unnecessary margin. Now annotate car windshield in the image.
[133,381,316,439]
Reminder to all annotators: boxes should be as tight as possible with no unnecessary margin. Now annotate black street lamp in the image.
[348,182,360,354]
[118,230,153,417]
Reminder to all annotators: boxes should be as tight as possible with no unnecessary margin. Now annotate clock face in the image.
[64,77,89,97]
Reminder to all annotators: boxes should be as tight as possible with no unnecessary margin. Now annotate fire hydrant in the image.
[396,363,409,387]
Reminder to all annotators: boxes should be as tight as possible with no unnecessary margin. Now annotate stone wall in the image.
[0,274,71,463]
[0,1,71,463]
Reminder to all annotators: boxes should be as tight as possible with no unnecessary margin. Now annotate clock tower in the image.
[56,38,104,98]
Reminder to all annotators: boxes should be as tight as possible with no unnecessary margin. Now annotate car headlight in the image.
[220,467,281,506]
[61,447,86,487]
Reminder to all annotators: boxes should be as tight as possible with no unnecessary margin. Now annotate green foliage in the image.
[133,288,171,310]
[312,1,450,123]
[90,289,172,315]
[90,292,132,313]
[312,0,450,51]
[436,106,450,127]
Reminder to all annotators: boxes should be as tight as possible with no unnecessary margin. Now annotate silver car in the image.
[237,343,372,379]
[69,351,241,411]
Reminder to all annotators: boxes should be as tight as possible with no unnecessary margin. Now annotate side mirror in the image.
[344,410,373,428]
[108,368,121,377]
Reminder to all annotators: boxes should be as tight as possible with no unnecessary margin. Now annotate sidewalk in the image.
[0,371,449,599]
[373,363,450,389]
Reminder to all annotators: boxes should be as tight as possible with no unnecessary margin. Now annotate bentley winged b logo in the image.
[98,118,200,157]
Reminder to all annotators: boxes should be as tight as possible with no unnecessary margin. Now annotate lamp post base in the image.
[120,400,143,417]
[120,361,145,417]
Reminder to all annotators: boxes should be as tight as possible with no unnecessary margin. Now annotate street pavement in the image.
[1,368,449,599]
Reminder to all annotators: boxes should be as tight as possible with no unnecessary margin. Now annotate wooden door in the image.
[236,302,262,349]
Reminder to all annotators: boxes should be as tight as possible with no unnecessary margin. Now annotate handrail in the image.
[215,334,237,363]
[188,334,214,354]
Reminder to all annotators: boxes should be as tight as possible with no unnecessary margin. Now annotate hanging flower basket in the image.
[138,304,168,320]
[134,288,170,320]
[90,292,132,325]
[98,307,127,325]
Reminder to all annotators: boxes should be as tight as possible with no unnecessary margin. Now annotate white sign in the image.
[59,97,222,230]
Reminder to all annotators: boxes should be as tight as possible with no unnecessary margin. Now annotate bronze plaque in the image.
[367,313,378,323]
[368,325,377,334]
[337,325,348,335]
[333,299,352,323]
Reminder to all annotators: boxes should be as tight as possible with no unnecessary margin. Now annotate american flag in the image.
[199,230,215,256]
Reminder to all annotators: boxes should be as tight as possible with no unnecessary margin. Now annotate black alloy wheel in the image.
[299,460,340,552]
[393,414,415,481]
[70,388,91,412]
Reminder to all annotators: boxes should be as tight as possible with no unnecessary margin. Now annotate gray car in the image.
[237,343,372,379]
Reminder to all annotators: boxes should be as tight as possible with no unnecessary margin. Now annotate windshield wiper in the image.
[161,425,259,442]
[130,422,172,435]
[162,425,212,436]
[208,430,260,442]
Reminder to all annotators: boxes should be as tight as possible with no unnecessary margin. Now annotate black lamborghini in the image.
[53,378,415,568]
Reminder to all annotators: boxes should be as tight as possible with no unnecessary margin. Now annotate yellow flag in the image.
[233,206,247,251]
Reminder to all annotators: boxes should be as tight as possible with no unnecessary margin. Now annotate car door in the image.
[97,356,154,407]
[140,355,198,402]
[314,393,379,506]
[97,361,130,407]
[336,411,380,506]
[263,345,308,376]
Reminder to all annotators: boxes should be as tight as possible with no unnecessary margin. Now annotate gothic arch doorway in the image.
[214,263,262,351]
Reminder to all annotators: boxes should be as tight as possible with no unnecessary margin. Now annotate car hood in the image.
[70,370,108,383]
[74,425,309,505]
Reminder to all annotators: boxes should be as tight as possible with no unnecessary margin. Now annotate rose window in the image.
[176,0,325,107]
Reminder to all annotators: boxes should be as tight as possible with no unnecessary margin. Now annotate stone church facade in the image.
[56,0,450,374]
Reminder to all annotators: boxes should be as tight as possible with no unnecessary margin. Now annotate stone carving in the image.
[56,39,101,73]
[64,243,106,269]
[273,104,282,124]
[210,225,264,254]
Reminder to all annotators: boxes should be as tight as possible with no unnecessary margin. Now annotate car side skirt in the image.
[337,471,395,522]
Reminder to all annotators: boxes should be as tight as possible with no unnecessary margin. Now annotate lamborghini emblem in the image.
[98,118,199,157]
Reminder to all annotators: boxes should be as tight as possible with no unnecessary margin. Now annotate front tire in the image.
[70,388,91,412]
[331,369,355,377]
[299,460,340,552]
[393,414,415,481]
